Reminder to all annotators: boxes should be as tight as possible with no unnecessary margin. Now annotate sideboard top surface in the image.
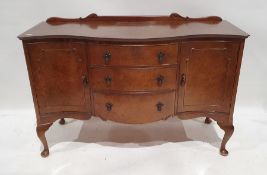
[18,13,249,41]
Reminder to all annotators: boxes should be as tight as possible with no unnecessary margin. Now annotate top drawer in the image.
[89,43,178,67]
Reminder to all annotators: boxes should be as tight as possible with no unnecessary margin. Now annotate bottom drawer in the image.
[93,91,175,124]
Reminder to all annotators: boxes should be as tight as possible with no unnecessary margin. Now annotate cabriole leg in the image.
[217,122,234,156]
[204,117,212,124]
[36,123,53,158]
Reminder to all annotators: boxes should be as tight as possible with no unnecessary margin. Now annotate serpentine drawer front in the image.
[18,13,249,158]
[89,44,178,66]
[90,67,177,91]
[93,91,175,124]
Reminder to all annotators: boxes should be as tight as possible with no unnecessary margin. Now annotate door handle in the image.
[180,74,186,86]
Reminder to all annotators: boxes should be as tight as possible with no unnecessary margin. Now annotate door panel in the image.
[178,41,239,113]
[27,42,89,114]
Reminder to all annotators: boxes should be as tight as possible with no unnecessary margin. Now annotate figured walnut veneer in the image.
[18,13,249,157]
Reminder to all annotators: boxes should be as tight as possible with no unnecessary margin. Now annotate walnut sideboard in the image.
[18,13,249,157]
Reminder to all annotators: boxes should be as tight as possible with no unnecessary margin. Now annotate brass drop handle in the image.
[104,76,112,86]
[103,51,111,65]
[82,75,88,87]
[180,74,186,86]
[105,102,113,111]
[157,52,165,64]
[156,102,164,112]
[156,75,165,86]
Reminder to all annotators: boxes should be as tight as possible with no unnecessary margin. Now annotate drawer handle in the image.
[105,102,113,111]
[104,76,112,86]
[156,102,164,112]
[103,51,111,65]
[156,75,165,86]
[180,74,186,86]
[157,52,165,64]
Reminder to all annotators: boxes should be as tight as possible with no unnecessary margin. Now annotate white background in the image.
[0,0,267,175]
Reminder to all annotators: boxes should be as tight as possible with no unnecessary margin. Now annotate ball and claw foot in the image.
[59,118,65,125]
[41,149,49,158]
[204,117,212,124]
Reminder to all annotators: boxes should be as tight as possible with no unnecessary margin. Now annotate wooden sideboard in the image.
[18,13,249,157]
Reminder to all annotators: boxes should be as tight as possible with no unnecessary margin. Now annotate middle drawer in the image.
[90,67,177,91]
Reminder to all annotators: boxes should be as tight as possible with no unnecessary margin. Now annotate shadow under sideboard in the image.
[44,117,221,153]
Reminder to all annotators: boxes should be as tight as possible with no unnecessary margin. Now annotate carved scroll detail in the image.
[169,13,222,22]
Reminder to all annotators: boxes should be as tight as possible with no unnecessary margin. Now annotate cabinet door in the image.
[178,41,239,113]
[27,42,89,114]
